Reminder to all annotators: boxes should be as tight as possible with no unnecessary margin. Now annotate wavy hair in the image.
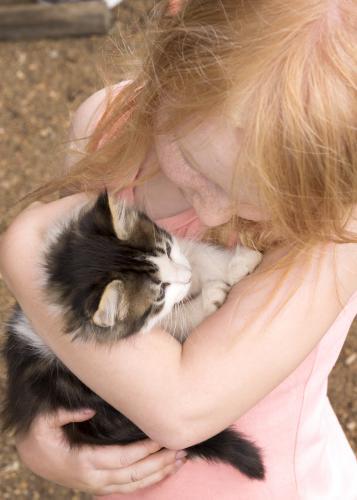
[28,0,356,251]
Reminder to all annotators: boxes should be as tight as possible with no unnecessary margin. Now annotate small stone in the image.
[345,353,356,366]
[16,70,25,80]
[0,460,20,475]
[18,481,27,490]
[17,52,27,65]
[39,127,52,138]
[49,90,59,100]
[48,49,59,59]
[346,421,356,431]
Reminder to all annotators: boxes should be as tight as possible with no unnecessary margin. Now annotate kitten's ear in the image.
[92,280,129,328]
[107,193,137,240]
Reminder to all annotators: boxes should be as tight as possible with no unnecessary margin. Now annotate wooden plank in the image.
[0,1,113,40]
[0,0,35,5]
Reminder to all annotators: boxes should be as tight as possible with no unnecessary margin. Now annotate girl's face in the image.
[155,113,268,227]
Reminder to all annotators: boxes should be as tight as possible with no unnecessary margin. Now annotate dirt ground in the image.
[0,1,356,498]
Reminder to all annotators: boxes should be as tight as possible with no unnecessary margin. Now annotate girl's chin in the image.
[235,203,269,222]
[195,210,232,227]
[191,194,233,227]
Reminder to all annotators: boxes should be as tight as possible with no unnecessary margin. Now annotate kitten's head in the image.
[46,192,192,340]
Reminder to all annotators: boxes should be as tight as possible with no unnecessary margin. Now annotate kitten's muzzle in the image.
[150,253,192,286]
[175,266,192,285]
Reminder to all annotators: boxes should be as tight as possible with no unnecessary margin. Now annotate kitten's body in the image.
[2,193,264,479]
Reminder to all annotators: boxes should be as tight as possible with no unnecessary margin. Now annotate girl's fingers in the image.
[96,459,186,496]
[89,440,163,470]
[103,448,185,484]
[47,408,96,428]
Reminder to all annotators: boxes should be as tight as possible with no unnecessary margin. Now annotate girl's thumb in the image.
[50,408,96,428]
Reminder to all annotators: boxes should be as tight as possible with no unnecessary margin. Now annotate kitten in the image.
[2,192,264,479]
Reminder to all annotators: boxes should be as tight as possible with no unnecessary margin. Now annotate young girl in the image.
[1,0,356,498]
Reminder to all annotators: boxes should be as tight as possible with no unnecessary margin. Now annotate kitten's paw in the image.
[228,247,262,286]
[202,280,230,315]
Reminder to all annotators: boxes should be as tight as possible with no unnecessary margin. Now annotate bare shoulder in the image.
[66,80,132,168]
[70,80,132,141]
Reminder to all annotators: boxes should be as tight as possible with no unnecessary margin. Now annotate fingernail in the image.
[176,450,188,459]
[82,409,95,415]
[175,458,187,469]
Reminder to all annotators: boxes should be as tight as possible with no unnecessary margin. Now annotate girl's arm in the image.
[1,202,355,450]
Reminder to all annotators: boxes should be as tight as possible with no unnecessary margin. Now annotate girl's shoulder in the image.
[70,81,132,142]
[66,81,132,169]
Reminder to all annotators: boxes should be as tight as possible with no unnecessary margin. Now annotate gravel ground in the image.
[0,1,356,498]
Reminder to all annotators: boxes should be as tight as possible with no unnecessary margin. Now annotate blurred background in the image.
[0,0,355,498]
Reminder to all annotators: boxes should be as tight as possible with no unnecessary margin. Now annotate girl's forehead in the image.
[156,112,243,195]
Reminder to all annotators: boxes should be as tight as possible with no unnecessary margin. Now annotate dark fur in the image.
[2,193,264,480]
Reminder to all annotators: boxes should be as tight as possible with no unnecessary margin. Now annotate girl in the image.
[1,0,356,498]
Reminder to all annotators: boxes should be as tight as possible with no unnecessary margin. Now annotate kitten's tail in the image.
[186,428,265,479]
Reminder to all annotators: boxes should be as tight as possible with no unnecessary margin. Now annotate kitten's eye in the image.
[165,242,172,258]
[157,282,169,301]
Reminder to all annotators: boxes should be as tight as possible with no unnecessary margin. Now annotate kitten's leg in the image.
[227,246,262,286]
[177,246,262,337]
[163,280,230,342]
[201,279,231,316]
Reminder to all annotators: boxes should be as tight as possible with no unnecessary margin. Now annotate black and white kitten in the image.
[2,192,264,479]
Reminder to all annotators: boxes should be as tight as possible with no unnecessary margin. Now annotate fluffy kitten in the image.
[2,192,264,479]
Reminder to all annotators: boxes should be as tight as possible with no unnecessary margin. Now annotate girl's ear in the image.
[107,193,137,240]
[92,280,129,327]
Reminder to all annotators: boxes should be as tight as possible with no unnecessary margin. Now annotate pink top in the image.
[100,184,357,500]
[84,82,357,500]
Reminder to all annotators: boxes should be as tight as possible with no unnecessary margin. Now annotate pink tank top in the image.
[98,182,357,500]
[93,81,356,499]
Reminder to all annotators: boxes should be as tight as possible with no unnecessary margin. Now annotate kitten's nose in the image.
[178,265,192,284]
[150,254,192,284]
[170,262,191,284]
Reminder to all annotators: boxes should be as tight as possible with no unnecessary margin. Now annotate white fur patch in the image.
[12,314,55,361]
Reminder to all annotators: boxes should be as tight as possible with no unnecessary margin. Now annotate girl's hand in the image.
[16,408,185,496]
